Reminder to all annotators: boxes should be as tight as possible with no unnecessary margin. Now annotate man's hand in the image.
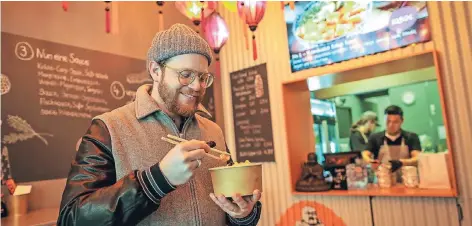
[6,179,16,195]
[160,140,211,186]
[210,189,261,219]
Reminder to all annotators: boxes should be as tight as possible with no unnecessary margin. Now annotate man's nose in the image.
[188,76,202,91]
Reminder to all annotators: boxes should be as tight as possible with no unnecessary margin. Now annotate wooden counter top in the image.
[293,185,457,198]
[1,208,59,226]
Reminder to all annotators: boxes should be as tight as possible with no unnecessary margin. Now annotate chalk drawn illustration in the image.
[2,115,53,146]
[295,206,324,226]
[1,74,11,95]
[126,71,152,84]
[1,146,13,182]
[254,74,264,98]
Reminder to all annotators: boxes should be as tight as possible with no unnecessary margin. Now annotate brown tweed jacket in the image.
[58,84,261,226]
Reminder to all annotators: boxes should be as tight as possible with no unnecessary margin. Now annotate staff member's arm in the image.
[399,133,422,166]
[362,135,379,163]
[57,119,177,226]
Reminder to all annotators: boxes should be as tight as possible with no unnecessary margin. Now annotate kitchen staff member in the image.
[349,111,379,152]
[361,105,422,172]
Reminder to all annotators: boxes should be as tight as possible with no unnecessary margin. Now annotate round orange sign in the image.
[276,201,346,226]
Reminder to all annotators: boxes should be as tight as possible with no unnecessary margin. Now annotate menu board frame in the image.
[229,63,275,163]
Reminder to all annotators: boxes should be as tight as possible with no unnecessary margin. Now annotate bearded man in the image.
[58,23,262,226]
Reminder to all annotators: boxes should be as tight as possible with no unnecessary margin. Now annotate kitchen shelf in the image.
[292,185,457,198]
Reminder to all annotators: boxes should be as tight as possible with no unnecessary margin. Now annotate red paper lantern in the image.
[202,12,229,77]
[237,2,249,50]
[202,12,229,59]
[237,0,266,60]
[175,1,217,32]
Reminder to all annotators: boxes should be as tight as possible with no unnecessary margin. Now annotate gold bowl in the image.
[209,162,263,197]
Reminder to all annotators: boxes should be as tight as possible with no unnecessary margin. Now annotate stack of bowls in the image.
[402,166,419,188]
[376,164,396,188]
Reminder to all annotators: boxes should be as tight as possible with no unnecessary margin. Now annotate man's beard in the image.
[158,79,203,117]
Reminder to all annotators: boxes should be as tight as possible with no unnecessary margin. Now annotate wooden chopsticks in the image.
[161,134,230,161]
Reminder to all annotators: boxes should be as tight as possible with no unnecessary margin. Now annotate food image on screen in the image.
[294,1,369,43]
[284,1,431,73]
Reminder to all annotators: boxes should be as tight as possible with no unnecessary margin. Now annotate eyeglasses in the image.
[162,64,214,88]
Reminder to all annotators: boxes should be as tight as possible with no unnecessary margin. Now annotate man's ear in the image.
[149,61,162,82]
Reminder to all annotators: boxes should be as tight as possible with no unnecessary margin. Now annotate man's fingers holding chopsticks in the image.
[184,149,207,162]
[187,158,202,170]
[177,139,211,153]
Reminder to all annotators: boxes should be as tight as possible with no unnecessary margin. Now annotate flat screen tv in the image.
[284,1,431,73]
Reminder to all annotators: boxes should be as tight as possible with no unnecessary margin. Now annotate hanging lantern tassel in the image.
[158,10,164,31]
[200,1,205,23]
[62,1,68,11]
[238,2,249,50]
[201,7,205,34]
[215,54,221,78]
[105,1,111,33]
[252,34,258,60]
[156,2,164,31]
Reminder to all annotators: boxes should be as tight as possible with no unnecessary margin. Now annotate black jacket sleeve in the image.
[57,119,175,226]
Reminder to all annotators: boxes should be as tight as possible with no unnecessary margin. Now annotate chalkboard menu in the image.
[201,84,215,122]
[230,63,275,162]
[1,32,153,182]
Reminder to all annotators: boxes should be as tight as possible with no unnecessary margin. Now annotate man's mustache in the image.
[180,88,203,97]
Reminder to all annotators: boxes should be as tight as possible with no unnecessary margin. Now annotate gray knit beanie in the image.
[147,23,213,70]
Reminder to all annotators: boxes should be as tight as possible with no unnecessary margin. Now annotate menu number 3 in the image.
[15,42,35,61]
